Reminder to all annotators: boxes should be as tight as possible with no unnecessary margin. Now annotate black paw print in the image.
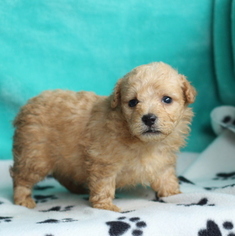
[213,172,235,181]
[222,116,235,126]
[37,218,78,224]
[198,220,235,236]
[220,115,235,133]
[34,185,54,191]
[0,216,13,223]
[106,216,147,236]
[40,205,74,212]
[121,210,136,214]
[178,198,215,207]
[34,194,58,203]
[178,176,195,185]
[205,184,235,191]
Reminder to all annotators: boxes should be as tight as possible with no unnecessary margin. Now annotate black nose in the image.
[142,114,157,127]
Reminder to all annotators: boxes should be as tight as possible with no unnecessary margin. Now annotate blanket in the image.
[1,107,235,236]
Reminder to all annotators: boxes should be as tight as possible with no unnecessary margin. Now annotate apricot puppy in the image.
[10,62,196,212]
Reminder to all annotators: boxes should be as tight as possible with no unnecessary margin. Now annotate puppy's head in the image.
[111,62,196,142]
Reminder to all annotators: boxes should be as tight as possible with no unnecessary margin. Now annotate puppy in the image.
[10,62,196,212]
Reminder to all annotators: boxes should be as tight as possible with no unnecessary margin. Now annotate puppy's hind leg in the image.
[10,146,52,208]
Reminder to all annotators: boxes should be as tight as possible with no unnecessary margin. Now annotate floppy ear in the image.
[111,78,123,108]
[181,75,197,104]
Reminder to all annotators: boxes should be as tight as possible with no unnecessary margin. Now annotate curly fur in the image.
[10,62,196,212]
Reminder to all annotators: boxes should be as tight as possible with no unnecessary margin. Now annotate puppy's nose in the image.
[142,113,157,127]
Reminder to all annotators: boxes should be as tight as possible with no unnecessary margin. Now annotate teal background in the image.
[1,0,234,159]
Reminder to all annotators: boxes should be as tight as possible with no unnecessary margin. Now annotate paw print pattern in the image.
[205,184,235,191]
[222,116,235,126]
[178,176,195,185]
[153,197,215,207]
[34,185,54,191]
[222,116,234,124]
[178,198,215,207]
[34,194,58,204]
[198,220,235,236]
[106,216,147,236]
[213,172,235,181]
[37,218,78,224]
[0,216,13,223]
[40,205,74,212]
[121,210,136,214]
[219,115,235,133]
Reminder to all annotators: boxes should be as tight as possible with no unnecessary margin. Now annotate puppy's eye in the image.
[128,99,139,107]
[162,96,172,104]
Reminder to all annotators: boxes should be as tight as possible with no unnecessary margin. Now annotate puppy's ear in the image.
[111,78,123,108]
[181,75,196,104]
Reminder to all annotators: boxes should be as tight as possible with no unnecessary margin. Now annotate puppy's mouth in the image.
[142,128,162,135]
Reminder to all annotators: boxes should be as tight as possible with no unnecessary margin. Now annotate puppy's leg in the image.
[11,147,52,208]
[89,177,120,212]
[151,166,181,198]
[88,164,120,212]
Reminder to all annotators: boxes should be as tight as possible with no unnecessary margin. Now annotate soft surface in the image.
[1,130,235,235]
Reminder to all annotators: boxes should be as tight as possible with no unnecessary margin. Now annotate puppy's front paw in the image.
[93,203,121,212]
[15,197,36,209]
[14,186,36,209]
[157,189,181,198]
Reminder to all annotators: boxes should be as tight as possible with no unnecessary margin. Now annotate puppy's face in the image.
[111,62,196,142]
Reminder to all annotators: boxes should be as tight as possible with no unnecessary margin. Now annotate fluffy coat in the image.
[10,62,196,212]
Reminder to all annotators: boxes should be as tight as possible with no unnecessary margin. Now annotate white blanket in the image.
[1,129,235,236]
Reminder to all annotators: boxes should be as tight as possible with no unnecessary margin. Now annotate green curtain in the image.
[213,0,235,104]
[1,0,233,159]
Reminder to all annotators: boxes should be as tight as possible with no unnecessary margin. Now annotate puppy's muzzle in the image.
[142,114,161,135]
[142,113,157,127]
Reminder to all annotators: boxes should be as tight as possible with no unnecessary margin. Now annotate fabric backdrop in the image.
[0,0,234,159]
